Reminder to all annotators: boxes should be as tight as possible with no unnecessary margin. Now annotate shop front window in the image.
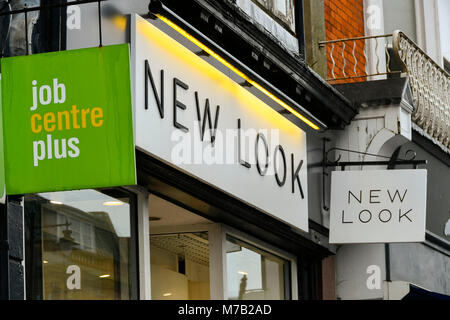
[25,189,138,300]
[226,236,291,300]
[149,194,212,300]
[150,232,210,300]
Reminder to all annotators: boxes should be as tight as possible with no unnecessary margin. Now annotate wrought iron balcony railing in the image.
[319,31,450,150]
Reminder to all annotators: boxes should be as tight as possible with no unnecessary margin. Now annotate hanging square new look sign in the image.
[329,169,427,244]
[0,44,136,194]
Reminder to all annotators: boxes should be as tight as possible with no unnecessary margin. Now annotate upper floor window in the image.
[252,0,296,33]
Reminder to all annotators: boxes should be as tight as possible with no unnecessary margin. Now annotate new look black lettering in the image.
[237,119,251,169]
[273,145,286,187]
[339,188,414,225]
[348,190,362,204]
[387,189,408,203]
[140,62,308,202]
[291,154,304,199]
[194,91,220,145]
[255,132,269,176]
[173,77,189,132]
[144,60,164,118]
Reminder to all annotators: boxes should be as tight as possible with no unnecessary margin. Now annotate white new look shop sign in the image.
[329,169,427,244]
[131,15,309,232]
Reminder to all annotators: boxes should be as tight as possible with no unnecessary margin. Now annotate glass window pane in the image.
[150,232,210,300]
[226,236,290,300]
[25,189,136,300]
[148,194,212,300]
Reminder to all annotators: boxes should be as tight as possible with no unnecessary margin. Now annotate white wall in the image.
[415,0,442,65]
[336,244,386,300]
[383,0,417,41]
[437,0,450,63]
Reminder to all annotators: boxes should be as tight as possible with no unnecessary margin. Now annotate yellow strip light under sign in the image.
[156,14,321,131]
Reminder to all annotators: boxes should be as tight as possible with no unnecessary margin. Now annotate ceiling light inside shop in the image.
[103,201,124,206]
[99,274,111,278]
[163,293,172,297]
[43,260,48,264]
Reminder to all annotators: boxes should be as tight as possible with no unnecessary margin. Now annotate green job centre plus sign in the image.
[1,44,136,194]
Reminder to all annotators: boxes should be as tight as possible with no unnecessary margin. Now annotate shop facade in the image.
[2,0,446,301]
[0,0,356,300]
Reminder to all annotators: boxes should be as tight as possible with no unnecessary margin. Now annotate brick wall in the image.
[324,0,366,83]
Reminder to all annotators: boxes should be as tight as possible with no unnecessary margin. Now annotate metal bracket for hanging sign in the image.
[321,138,427,211]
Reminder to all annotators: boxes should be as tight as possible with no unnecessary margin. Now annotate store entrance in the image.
[149,194,213,300]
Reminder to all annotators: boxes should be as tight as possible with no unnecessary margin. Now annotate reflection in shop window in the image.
[24,189,137,300]
[226,236,291,300]
[56,214,95,252]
